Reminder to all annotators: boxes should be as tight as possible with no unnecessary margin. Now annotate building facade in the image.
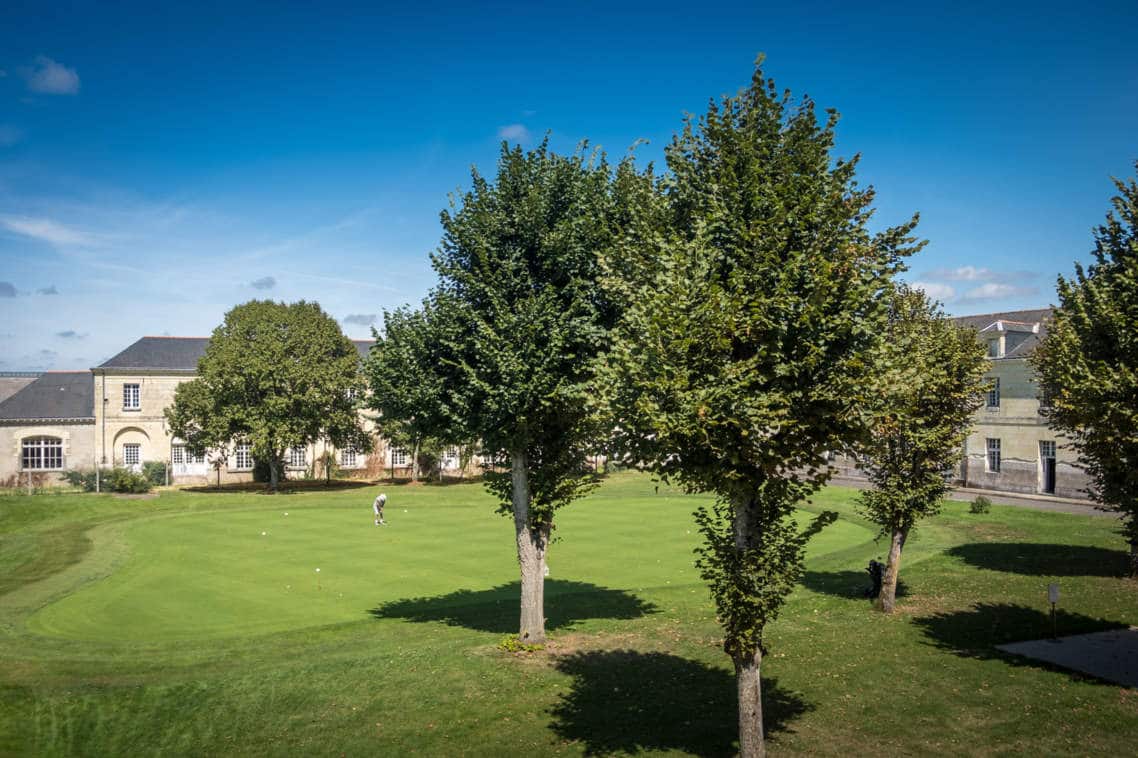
[826,309,1088,499]
[953,309,1089,499]
[0,336,448,487]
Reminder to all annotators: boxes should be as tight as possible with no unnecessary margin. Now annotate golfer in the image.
[373,492,387,525]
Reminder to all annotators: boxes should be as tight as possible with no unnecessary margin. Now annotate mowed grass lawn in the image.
[1,473,1135,756]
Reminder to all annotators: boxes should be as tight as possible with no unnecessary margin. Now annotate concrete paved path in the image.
[828,476,1110,518]
[998,627,1138,687]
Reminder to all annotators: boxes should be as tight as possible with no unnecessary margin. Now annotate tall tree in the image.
[431,140,633,643]
[165,300,370,491]
[1032,163,1138,575]
[602,61,921,757]
[856,286,987,612]
[365,304,453,483]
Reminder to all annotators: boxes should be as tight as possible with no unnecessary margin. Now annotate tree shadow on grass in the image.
[548,650,810,757]
[182,479,373,494]
[799,569,908,600]
[913,602,1127,679]
[369,579,658,634]
[946,543,1128,578]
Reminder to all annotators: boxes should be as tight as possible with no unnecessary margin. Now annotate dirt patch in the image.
[112,493,159,500]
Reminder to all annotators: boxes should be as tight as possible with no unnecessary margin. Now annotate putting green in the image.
[27,485,873,642]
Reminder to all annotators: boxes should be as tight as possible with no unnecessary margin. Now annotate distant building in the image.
[0,371,96,487]
[0,336,458,486]
[827,308,1088,499]
[952,309,1088,499]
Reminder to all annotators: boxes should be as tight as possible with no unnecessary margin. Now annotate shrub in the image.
[63,468,99,492]
[142,461,168,487]
[970,496,992,514]
[105,467,152,494]
[496,635,544,654]
[61,467,152,494]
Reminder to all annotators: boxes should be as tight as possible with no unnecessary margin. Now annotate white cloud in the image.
[911,281,956,302]
[497,123,531,142]
[250,275,276,290]
[926,265,1039,283]
[0,125,22,147]
[929,265,989,281]
[25,56,80,95]
[37,285,59,295]
[0,215,100,246]
[0,282,16,297]
[957,282,1039,304]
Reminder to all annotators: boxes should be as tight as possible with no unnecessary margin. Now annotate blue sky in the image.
[1,0,1136,370]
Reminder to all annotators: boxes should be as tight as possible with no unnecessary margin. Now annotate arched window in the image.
[22,436,63,470]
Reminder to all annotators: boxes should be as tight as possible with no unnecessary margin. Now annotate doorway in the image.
[1040,440,1056,494]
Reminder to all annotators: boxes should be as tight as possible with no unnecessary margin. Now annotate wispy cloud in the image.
[926,265,1039,283]
[25,56,80,95]
[343,313,376,326]
[250,275,276,290]
[0,215,101,247]
[497,123,531,142]
[55,330,86,339]
[0,282,15,297]
[911,281,956,302]
[957,282,1039,304]
[0,125,22,147]
[37,285,58,295]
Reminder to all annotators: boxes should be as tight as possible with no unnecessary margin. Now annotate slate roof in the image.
[0,372,94,420]
[97,336,373,371]
[951,308,1053,359]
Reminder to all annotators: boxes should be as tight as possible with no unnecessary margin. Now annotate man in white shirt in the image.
[373,492,387,526]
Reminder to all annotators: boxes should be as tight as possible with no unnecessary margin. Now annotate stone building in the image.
[0,335,454,487]
[953,309,1089,499]
[0,372,96,487]
[829,308,1090,499]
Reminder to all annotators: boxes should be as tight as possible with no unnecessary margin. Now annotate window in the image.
[1038,386,1052,412]
[340,447,358,468]
[391,448,408,466]
[986,377,1000,409]
[1040,440,1056,459]
[987,339,1000,358]
[235,442,252,470]
[986,438,1001,473]
[288,446,307,469]
[123,443,140,466]
[123,383,141,410]
[22,436,63,470]
[174,446,205,465]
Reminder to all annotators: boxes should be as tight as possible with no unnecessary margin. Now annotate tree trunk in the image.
[511,450,547,643]
[732,495,765,758]
[1129,539,1138,579]
[734,648,765,758]
[411,439,421,483]
[269,457,280,492]
[875,525,909,613]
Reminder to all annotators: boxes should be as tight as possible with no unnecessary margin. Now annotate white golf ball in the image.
[261,531,267,536]
[404,509,408,512]
[315,568,321,573]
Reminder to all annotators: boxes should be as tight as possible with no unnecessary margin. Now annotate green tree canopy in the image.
[430,139,637,643]
[602,61,921,757]
[1032,162,1138,575]
[857,285,988,612]
[365,303,456,482]
[165,300,370,490]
